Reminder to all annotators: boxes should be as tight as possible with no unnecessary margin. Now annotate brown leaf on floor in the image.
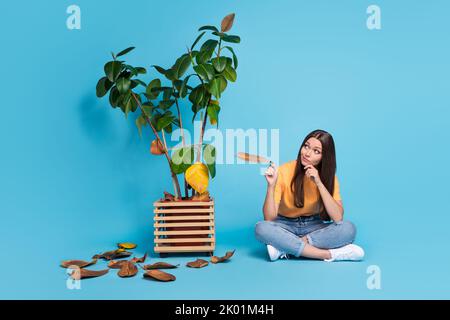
[108,260,128,269]
[186,259,209,268]
[92,249,132,261]
[143,270,176,282]
[69,268,109,280]
[143,262,179,270]
[131,253,147,263]
[211,250,236,264]
[192,191,211,201]
[118,261,138,278]
[60,259,97,268]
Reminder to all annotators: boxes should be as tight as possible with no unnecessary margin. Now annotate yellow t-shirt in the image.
[274,160,342,218]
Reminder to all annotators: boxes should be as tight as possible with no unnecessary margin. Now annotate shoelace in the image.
[280,253,289,260]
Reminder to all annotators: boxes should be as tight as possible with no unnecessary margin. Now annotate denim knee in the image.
[254,221,273,242]
[335,220,357,243]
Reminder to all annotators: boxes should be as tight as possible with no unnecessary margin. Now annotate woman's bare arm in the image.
[262,163,279,221]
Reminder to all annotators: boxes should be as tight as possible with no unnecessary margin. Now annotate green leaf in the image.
[203,144,216,178]
[135,114,147,138]
[119,92,132,118]
[133,79,147,87]
[222,35,240,43]
[152,65,167,76]
[135,67,147,74]
[200,39,219,52]
[146,79,161,99]
[217,75,227,93]
[207,78,221,99]
[172,54,191,79]
[116,47,135,57]
[212,57,227,73]
[96,77,113,97]
[117,77,131,94]
[104,61,122,82]
[141,101,154,118]
[212,31,226,37]
[195,49,214,65]
[223,64,237,82]
[159,99,175,110]
[198,25,219,32]
[191,31,206,51]
[156,111,176,131]
[171,146,195,174]
[162,87,173,100]
[109,86,120,107]
[193,64,215,82]
[223,46,238,69]
[164,68,177,81]
[125,65,138,76]
[180,74,194,98]
[207,102,221,126]
[189,85,205,106]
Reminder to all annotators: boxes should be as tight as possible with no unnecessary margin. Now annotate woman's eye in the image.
[305,145,309,149]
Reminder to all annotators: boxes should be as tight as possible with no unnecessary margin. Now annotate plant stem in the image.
[161,128,168,151]
[131,92,182,199]
[174,93,189,199]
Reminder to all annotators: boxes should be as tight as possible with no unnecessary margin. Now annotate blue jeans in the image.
[255,214,357,257]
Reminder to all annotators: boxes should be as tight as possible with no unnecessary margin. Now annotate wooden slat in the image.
[154,230,214,236]
[154,208,214,214]
[153,201,214,207]
[154,215,214,221]
[154,222,214,228]
[154,237,215,243]
[154,245,214,253]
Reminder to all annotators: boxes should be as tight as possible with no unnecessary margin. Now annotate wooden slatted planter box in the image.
[153,198,215,256]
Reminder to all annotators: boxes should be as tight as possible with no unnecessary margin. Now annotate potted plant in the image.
[95,13,240,256]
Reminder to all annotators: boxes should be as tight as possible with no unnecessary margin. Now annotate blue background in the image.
[1,0,449,299]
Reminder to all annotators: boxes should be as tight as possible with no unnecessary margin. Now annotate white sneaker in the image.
[325,244,365,262]
[266,244,288,261]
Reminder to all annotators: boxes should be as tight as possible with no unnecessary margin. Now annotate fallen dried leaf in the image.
[186,259,209,268]
[143,270,176,282]
[108,260,127,269]
[70,268,109,280]
[93,249,132,260]
[60,259,97,268]
[117,242,137,250]
[211,250,235,264]
[118,261,138,278]
[131,253,147,263]
[143,262,179,270]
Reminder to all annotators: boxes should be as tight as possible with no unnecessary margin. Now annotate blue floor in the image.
[3,215,449,300]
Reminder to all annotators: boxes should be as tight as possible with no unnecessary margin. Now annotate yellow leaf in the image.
[117,242,137,250]
[185,162,209,193]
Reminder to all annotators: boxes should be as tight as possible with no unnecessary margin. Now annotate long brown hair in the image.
[290,129,337,220]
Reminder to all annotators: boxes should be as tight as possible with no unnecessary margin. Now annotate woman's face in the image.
[300,137,323,167]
